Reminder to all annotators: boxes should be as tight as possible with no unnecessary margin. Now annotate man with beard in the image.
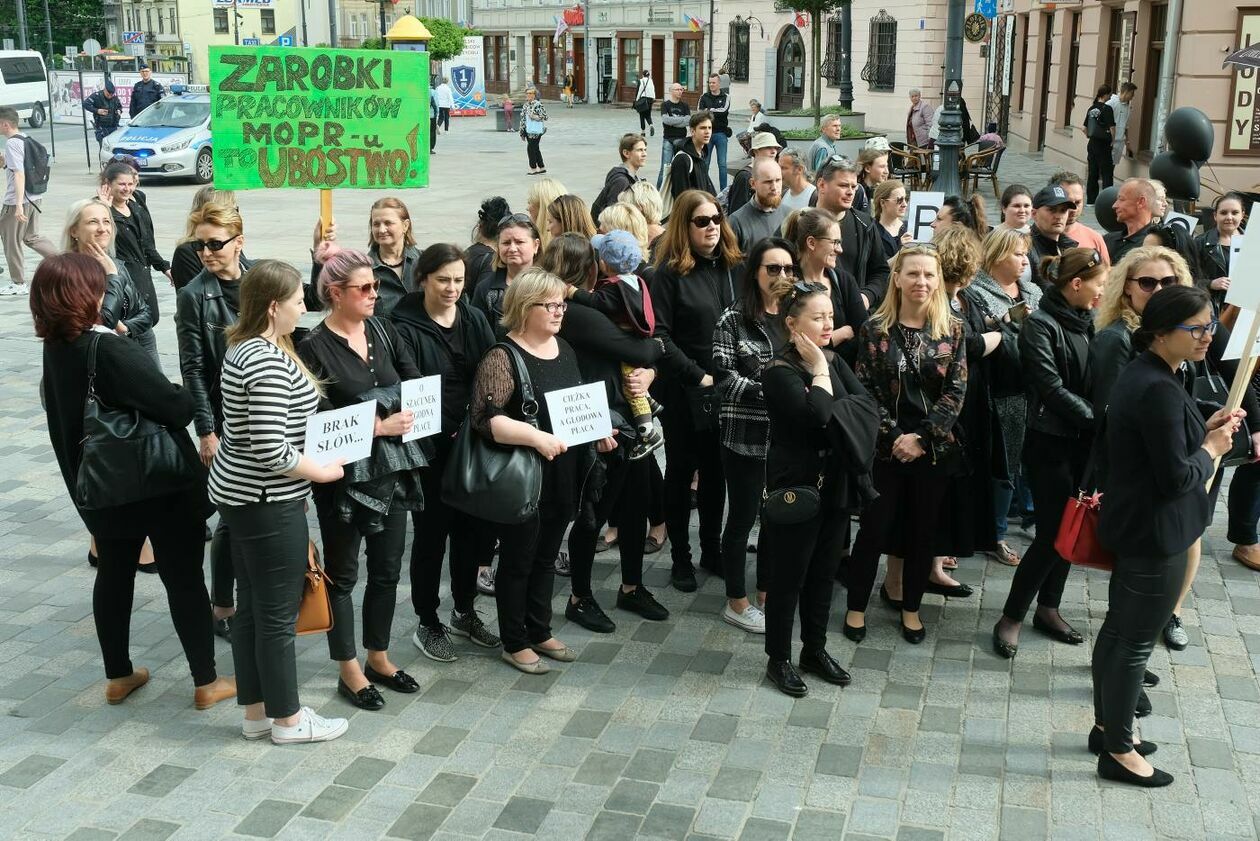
[728,158,787,253]
[1027,185,1079,289]
[812,156,889,308]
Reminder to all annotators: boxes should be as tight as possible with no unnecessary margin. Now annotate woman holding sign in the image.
[311,197,420,318]
[391,243,501,662]
[298,246,424,711]
[1193,192,1246,313]
[471,269,614,674]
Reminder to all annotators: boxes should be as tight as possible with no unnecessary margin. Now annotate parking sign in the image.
[976,0,997,18]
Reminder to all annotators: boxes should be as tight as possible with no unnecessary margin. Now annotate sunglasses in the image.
[1172,320,1220,341]
[498,212,534,230]
[761,263,795,277]
[1131,275,1178,292]
[691,214,723,229]
[344,280,381,294]
[191,235,240,253]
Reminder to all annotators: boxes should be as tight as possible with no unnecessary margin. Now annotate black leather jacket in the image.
[1028,226,1078,290]
[839,209,891,308]
[100,264,152,337]
[175,260,253,436]
[1018,286,1094,439]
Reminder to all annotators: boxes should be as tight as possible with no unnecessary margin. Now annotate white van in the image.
[0,51,48,128]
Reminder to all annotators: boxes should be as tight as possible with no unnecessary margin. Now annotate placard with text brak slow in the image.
[208,46,430,190]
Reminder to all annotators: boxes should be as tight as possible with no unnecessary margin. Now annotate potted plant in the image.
[763,105,866,134]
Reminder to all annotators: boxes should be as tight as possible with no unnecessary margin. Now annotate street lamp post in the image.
[838,2,852,110]
[935,0,965,196]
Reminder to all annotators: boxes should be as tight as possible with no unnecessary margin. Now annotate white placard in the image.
[1229,234,1246,279]
[905,191,945,242]
[304,400,376,466]
[1225,233,1260,309]
[544,383,612,447]
[1162,211,1199,236]
[1223,309,1260,361]
[401,376,443,442]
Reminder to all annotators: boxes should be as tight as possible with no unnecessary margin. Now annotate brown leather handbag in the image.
[296,540,334,636]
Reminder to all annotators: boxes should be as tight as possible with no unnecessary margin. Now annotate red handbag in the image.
[1054,491,1115,571]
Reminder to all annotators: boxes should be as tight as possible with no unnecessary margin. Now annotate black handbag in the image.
[762,474,823,525]
[441,343,543,524]
[1192,364,1252,468]
[74,332,197,511]
[684,384,720,431]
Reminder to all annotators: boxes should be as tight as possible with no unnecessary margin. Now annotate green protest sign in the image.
[208,45,429,190]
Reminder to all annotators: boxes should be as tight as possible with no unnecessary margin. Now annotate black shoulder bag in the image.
[75,332,197,511]
[441,343,544,524]
[1191,359,1252,468]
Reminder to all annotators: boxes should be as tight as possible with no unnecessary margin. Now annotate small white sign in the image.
[1162,211,1198,236]
[1225,234,1260,309]
[905,191,945,242]
[544,383,612,447]
[400,376,442,442]
[1223,309,1260,361]
[304,399,376,466]
[1229,234,1246,280]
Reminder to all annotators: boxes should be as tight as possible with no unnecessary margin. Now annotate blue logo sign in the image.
[277,35,293,47]
[975,0,997,18]
[452,65,476,98]
[242,37,260,46]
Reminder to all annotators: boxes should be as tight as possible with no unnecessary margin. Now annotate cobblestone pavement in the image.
[0,108,1257,841]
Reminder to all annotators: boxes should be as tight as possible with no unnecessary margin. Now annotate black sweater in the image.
[651,251,738,386]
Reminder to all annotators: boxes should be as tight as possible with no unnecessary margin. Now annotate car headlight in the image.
[161,137,193,153]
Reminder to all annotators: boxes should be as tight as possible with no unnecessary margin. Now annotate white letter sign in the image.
[304,399,377,466]
[1226,234,1260,309]
[401,376,442,442]
[544,383,612,447]
[906,191,945,242]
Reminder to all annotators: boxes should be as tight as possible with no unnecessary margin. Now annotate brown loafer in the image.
[1234,544,1260,571]
[194,676,238,710]
[105,667,150,705]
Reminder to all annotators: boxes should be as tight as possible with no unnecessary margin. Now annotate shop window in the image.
[261,9,276,35]
[677,38,701,91]
[213,8,229,33]
[620,37,640,86]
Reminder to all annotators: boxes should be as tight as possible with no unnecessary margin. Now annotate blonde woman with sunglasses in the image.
[871,180,911,260]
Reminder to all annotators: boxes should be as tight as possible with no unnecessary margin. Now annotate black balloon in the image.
[1093,186,1123,232]
[1164,107,1214,164]
[1149,151,1201,201]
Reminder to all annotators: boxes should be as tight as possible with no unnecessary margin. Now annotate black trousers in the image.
[122,260,159,324]
[495,511,570,653]
[313,484,407,661]
[762,502,844,662]
[847,458,950,613]
[410,440,494,627]
[526,136,545,169]
[638,107,653,131]
[719,447,770,600]
[209,517,234,608]
[221,499,307,719]
[569,454,649,598]
[438,107,451,131]
[661,395,725,571]
[1086,138,1115,204]
[1002,429,1091,622]
[648,458,665,527]
[1092,550,1188,753]
[94,493,216,685]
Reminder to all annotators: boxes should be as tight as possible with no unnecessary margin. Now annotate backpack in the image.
[19,134,50,196]
[660,151,692,220]
[1085,105,1110,142]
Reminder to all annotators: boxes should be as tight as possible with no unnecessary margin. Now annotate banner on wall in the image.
[445,39,486,116]
[50,71,188,124]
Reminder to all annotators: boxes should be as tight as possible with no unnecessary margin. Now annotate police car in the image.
[100,85,213,183]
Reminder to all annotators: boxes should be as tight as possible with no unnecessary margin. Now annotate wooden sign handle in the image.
[319,190,334,241]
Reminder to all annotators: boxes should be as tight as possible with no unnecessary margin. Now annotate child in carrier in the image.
[586,230,665,461]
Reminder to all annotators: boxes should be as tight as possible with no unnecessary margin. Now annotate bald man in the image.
[1104,178,1157,265]
[728,158,787,253]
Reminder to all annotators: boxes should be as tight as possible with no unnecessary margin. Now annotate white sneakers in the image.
[722,603,767,634]
[0,282,28,296]
[254,707,349,744]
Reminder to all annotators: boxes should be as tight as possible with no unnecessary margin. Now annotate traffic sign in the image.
[123,31,145,45]
[242,37,261,46]
[277,35,293,46]
[975,0,997,18]
[82,38,102,56]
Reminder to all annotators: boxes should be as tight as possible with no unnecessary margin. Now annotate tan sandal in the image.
[992,542,1021,567]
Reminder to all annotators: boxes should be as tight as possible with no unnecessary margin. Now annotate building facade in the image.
[994,0,1253,204]
[175,0,333,83]
[711,2,988,133]
[473,0,711,105]
[108,0,185,72]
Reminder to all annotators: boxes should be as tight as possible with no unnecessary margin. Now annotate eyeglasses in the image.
[691,214,723,229]
[534,301,568,314]
[191,235,240,253]
[1172,320,1220,341]
[811,236,843,250]
[1130,275,1178,292]
[761,264,795,277]
[344,280,381,294]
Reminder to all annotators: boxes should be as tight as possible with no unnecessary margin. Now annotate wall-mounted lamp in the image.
[732,14,765,38]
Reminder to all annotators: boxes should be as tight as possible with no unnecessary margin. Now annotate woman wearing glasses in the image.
[171,186,240,290]
[761,279,878,696]
[175,202,253,636]
[993,248,1106,659]
[651,190,742,593]
[711,237,797,634]
[472,213,542,331]
[1092,285,1244,787]
[297,246,424,710]
[872,180,911,261]
[784,208,867,365]
[311,198,421,318]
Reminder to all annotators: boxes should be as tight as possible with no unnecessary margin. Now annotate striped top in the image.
[209,337,321,506]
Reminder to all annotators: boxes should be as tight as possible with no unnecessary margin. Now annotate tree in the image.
[0,0,104,63]
[418,18,477,63]
[773,0,849,126]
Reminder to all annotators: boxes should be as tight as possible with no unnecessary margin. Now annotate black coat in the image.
[130,78,165,117]
[1193,229,1230,311]
[82,90,121,130]
[1099,351,1214,556]
[1018,286,1094,439]
[591,165,643,224]
[668,140,715,205]
[471,266,509,334]
[174,260,254,436]
[100,264,152,338]
[838,209,891,308]
[651,250,738,386]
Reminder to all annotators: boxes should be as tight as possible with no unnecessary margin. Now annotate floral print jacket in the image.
[854,316,969,462]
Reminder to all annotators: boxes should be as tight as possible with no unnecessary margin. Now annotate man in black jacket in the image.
[591,133,647,224]
[668,112,715,206]
[698,74,731,191]
[1028,185,1079,289]
[130,66,165,118]
[83,81,122,146]
[1104,178,1156,265]
[814,156,889,309]
[656,84,691,189]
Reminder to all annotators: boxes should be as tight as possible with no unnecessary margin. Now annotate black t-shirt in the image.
[298,319,405,410]
[219,277,241,315]
[1085,102,1115,141]
[436,318,472,432]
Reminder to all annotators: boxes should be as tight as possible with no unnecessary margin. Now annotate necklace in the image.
[897,323,923,369]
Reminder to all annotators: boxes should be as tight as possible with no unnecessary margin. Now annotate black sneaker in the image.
[449,609,500,648]
[616,586,669,621]
[628,428,665,461]
[671,565,698,593]
[565,595,616,633]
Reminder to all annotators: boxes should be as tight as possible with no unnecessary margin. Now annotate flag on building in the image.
[685,14,706,32]
[794,11,808,27]
[553,16,568,44]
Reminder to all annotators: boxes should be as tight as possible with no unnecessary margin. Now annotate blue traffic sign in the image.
[277,35,293,47]
[242,37,260,46]
[976,0,997,18]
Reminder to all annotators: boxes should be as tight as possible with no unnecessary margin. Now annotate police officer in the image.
[130,65,165,118]
[83,80,123,148]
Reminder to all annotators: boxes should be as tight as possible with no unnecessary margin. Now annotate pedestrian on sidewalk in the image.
[657,84,690,189]
[0,107,57,295]
[699,74,732,191]
[520,87,549,175]
[633,70,655,135]
[434,77,454,132]
[1084,86,1116,204]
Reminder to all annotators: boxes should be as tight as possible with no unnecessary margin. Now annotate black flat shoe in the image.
[88,551,98,569]
[337,678,385,710]
[1135,688,1152,718]
[798,649,851,686]
[364,666,420,694]
[766,659,808,697]
[671,565,698,593]
[566,595,616,633]
[1142,670,1159,688]
[925,581,974,598]
[1031,613,1084,644]
[1097,751,1173,787]
[1088,727,1157,757]
[992,625,1018,659]
[842,623,866,643]
[879,584,902,610]
[901,622,926,644]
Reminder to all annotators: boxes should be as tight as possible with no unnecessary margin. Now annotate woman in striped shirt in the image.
[209,260,349,745]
